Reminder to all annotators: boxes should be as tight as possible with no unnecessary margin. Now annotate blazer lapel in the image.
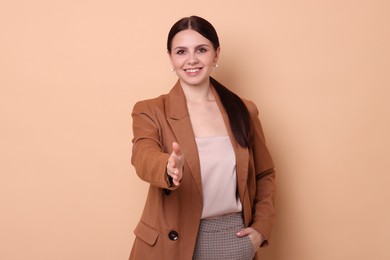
[166,81,203,197]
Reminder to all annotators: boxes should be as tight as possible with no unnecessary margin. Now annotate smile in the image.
[184,68,201,73]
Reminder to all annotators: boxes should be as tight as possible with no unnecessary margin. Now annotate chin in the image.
[185,79,208,87]
[180,75,209,86]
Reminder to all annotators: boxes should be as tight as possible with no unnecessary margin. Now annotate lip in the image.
[184,67,202,72]
[183,67,202,76]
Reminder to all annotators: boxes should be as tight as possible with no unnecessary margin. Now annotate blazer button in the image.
[164,189,171,195]
[168,230,179,241]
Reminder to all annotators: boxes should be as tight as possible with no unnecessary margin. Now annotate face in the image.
[169,29,220,88]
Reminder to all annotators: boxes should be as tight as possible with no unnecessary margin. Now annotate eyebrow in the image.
[173,44,210,51]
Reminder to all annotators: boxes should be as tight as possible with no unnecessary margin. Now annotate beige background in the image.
[1,0,389,259]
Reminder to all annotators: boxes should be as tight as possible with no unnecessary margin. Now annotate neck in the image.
[180,79,215,103]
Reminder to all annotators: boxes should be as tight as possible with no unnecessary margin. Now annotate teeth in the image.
[185,68,200,73]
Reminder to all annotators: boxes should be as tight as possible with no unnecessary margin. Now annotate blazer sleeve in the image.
[131,100,175,189]
[247,100,276,244]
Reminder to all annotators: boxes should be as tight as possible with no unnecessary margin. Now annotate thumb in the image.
[172,142,182,156]
[236,228,251,237]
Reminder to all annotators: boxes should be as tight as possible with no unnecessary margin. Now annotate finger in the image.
[168,168,180,186]
[169,159,176,169]
[172,142,182,156]
[236,228,251,237]
[167,163,180,177]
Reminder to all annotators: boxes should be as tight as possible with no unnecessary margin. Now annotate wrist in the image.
[165,170,174,187]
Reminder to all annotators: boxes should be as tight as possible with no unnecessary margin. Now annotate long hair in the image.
[167,16,252,148]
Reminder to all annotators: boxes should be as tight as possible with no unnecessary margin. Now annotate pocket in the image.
[134,221,159,246]
[244,235,256,258]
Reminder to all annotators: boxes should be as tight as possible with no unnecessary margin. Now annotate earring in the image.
[213,63,219,68]
[170,68,175,72]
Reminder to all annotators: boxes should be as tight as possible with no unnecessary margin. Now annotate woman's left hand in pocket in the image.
[236,227,264,251]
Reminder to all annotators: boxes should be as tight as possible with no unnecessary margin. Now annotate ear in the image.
[214,47,221,64]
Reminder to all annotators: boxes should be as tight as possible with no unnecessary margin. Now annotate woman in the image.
[130,15,275,260]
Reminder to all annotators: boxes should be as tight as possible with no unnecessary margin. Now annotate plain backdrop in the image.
[1,0,389,259]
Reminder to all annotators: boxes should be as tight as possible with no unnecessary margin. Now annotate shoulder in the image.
[242,98,260,117]
[132,94,168,114]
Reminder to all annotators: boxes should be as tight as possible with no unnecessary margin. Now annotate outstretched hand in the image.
[166,142,184,186]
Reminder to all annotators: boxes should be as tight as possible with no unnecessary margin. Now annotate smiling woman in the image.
[129,15,276,260]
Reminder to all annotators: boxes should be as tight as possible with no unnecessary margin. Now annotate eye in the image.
[197,47,207,53]
[176,49,186,55]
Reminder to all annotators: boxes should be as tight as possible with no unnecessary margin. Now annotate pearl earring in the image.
[213,63,219,68]
[170,68,175,72]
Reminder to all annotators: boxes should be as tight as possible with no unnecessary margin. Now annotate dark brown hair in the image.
[167,16,252,148]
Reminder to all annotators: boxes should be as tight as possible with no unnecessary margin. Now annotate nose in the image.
[187,52,199,65]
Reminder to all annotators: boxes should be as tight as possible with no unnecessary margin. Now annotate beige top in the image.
[195,136,242,219]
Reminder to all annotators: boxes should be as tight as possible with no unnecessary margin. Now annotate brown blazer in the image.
[129,81,275,260]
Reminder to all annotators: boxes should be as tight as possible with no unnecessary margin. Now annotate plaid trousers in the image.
[193,213,255,260]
